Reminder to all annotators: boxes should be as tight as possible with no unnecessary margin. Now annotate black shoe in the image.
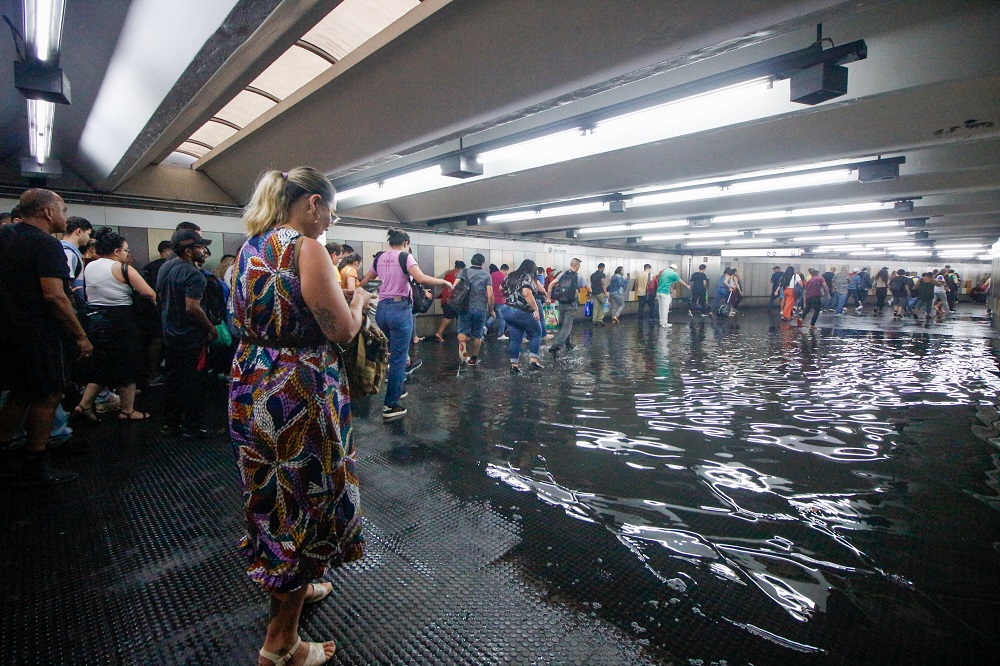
[160,423,185,438]
[13,453,78,488]
[510,365,521,375]
[529,361,545,370]
[549,347,559,357]
[405,359,423,375]
[182,425,228,440]
[565,342,576,350]
[382,405,407,421]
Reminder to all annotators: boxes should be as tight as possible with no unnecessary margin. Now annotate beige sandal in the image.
[259,636,334,666]
[303,581,331,605]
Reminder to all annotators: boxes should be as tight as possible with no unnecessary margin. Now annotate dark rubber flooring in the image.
[3,305,1000,665]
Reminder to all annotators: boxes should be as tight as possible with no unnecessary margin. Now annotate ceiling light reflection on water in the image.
[480,323,1000,660]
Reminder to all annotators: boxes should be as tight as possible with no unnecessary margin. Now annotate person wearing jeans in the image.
[607,266,627,323]
[501,259,545,372]
[359,228,451,420]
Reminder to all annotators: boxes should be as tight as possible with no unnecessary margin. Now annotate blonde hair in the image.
[242,166,335,236]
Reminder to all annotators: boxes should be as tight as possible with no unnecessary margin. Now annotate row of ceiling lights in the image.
[17,0,68,168]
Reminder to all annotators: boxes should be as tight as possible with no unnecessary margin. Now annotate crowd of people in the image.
[0,176,991,665]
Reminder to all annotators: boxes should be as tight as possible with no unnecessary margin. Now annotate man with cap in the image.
[156,229,223,438]
[655,263,689,328]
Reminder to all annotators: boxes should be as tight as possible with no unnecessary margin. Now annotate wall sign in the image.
[544,244,568,253]
[720,248,803,257]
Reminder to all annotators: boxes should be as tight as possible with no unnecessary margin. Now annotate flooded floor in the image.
[3,306,999,664]
[400,306,1000,664]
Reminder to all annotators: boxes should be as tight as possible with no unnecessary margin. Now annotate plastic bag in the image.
[542,303,560,331]
[583,301,593,318]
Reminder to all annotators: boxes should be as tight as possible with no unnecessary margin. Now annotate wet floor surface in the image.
[3,306,1000,664]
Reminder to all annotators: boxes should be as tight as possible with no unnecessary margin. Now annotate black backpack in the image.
[201,272,227,325]
[374,251,434,314]
[551,270,578,304]
[447,269,471,312]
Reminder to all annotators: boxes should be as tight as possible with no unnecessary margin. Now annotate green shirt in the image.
[657,269,681,295]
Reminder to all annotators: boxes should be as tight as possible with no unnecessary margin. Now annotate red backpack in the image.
[647,270,662,296]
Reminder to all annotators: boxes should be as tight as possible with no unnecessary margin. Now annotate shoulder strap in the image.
[398,251,411,278]
[291,235,305,277]
[120,261,137,294]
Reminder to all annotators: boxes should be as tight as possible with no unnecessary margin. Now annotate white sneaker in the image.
[497,335,509,340]
[660,323,672,328]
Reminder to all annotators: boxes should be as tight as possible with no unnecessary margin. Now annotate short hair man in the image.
[156,229,222,438]
[490,263,510,339]
[456,253,493,365]
[10,205,23,223]
[768,266,784,309]
[0,188,92,487]
[656,263,689,327]
[325,242,344,282]
[590,263,609,324]
[61,216,93,313]
[635,264,654,319]
[689,264,710,315]
[433,260,467,341]
[546,257,587,355]
[175,221,201,232]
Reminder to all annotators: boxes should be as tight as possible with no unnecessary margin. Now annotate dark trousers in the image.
[690,290,708,313]
[802,296,823,326]
[636,294,650,318]
[163,334,208,428]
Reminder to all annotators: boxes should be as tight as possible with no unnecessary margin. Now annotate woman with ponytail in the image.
[73,227,156,421]
[357,228,452,420]
[229,167,371,666]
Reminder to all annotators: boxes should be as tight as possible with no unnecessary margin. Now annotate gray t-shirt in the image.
[464,266,492,312]
[156,257,207,338]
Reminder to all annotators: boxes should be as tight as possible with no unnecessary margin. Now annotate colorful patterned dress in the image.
[228,227,363,593]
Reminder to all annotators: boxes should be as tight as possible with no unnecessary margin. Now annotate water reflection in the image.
[476,319,1000,658]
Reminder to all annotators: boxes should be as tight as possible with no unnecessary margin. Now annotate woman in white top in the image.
[74,228,157,422]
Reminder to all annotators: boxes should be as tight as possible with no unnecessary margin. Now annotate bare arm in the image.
[522,287,540,320]
[298,237,369,344]
[357,267,377,288]
[486,284,494,312]
[118,264,157,301]
[345,271,358,291]
[409,263,452,288]
[185,297,218,341]
[40,277,92,358]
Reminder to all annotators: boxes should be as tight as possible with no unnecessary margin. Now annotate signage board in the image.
[720,248,803,257]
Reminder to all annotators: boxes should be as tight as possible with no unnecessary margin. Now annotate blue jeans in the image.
[833,292,848,314]
[375,299,413,407]
[501,305,541,362]
[457,309,488,339]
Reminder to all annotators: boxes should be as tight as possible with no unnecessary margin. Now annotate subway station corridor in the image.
[4,308,999,665]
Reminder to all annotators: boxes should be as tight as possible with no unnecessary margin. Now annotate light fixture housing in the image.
[440,155,483,179]
[14,60,71,104]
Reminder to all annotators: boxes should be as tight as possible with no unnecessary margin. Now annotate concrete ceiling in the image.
[0,0,997,255]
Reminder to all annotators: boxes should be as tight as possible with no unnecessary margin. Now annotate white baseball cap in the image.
[669,263,677,269]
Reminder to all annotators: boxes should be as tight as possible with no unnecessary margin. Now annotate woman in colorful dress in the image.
[229,167,371,666]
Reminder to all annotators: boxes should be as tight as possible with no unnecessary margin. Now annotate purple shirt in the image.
[375,250,417,299]
[804,275,826,299]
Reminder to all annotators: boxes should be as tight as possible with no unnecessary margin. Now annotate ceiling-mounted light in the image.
[24,0,67,62]
[27,99,54,164]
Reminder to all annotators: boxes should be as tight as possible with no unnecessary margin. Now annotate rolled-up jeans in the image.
[375,298,413,408]
[501,305,542,361]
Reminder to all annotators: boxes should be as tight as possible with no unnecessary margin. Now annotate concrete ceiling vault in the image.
[0,0,996,255]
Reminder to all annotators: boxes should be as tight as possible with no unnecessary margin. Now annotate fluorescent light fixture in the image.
[727,237,776,245]
[977,255,993,261]
[796,234,845,242]
[759,224,823,234]
[935,244,984,250]
[631,186,720,208]
[579,218,686,235]
[847,231,908,240]
[27,99,54,164]
[821,220,903,230]
[892,251,931,257]
[485,210,538,223]
[642,230,739,242]
[579,224,630,235]
[336,182,382,202]
[378,166,450,199]
[726,169,853,194]
[790,202,889,216]
[850,250,887,256]
[938,251,977,258]
[24,0,66,62]
[715,210,790,223]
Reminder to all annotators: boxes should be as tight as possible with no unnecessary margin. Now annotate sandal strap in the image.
[259,637,301,666]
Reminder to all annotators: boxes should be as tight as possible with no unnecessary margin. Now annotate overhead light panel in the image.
[24,0,67,62]
[27,99,54,165]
